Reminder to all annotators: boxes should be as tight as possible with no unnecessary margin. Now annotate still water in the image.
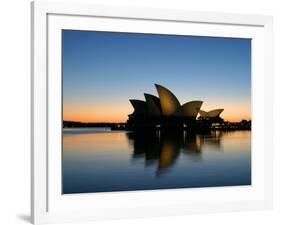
[63,128,251,194]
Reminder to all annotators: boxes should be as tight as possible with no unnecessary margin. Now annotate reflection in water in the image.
[127,131,222,175]
[63,129,251,194]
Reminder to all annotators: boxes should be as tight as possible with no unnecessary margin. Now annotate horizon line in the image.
[63,119,252,124]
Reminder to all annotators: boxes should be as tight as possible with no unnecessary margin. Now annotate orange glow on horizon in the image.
[63,111,251,123]
[63,102,131,123]
[63,99,251,123]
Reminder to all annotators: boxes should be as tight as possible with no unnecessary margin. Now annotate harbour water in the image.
[63,128,251,194]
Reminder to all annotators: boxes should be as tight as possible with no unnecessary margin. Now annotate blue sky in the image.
[63,30,251,122]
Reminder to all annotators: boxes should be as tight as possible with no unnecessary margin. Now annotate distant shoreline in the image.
[63,120,126,128]
[63,120,251,131]
[63,121,131,132]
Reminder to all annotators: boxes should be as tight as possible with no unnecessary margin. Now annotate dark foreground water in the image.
[63,128,251,194]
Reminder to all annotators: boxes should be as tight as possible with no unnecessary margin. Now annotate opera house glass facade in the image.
[62,30,251,194]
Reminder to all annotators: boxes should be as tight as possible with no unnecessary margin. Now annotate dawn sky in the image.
[63,30,251,123]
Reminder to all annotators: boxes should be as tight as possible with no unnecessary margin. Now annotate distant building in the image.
[127,84,223,130]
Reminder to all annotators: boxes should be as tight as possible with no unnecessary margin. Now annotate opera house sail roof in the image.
[174,101,203,117]
[144,93,162,116]
[199,109,224,118]
[155,84,181,116]
[128,84,224,129]
[129,99,147,115]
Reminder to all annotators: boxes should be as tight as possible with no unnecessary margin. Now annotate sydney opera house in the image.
[127,84,224,131]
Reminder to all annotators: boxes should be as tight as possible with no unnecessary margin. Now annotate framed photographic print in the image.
[31,1,273,224]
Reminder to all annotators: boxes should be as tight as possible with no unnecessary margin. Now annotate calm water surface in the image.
[63,128,251,194]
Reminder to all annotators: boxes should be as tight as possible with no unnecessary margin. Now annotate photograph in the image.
[62,30,252,194]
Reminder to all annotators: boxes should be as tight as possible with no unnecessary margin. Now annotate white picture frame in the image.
[31,1,273,224]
